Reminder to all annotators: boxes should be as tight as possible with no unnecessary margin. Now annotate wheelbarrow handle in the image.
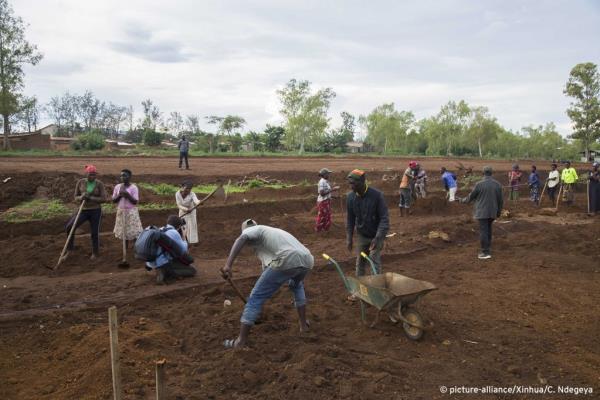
[322,254,351,292]
[359,252,379,275]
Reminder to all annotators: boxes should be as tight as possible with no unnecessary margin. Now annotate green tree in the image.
[264,125,284,152]
[0,0,43,150]
[143,128,163,146]
[244,130,263,152]
[221,115,246,136]
[360,103,414,153]
[466,106,499,157]
[277,79,336,154]
[564,62,600,160]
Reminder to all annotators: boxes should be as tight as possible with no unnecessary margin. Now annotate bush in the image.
[143,129,163,146]
[71,132,105,150]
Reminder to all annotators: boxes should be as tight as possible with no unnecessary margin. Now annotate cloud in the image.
[110,25,191,63]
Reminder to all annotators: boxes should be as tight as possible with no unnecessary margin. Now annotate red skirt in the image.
[315,199,332,232]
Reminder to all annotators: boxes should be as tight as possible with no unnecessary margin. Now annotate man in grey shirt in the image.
[220,219,314,348]
[461,166,503,259]
[178,135,190,170]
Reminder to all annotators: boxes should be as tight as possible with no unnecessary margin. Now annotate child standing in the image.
[508,164,522,201]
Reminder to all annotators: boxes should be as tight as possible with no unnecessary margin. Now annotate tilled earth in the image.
[0,156,599,400]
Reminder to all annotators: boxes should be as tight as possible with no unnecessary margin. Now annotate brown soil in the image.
[0,156,598,400]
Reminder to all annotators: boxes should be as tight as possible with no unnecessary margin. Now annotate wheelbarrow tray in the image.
[346,272,437,311]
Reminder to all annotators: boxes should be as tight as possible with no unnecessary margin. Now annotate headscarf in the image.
[84,165,97,174]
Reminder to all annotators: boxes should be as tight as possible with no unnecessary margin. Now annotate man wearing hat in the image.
[220,219,314,348]
[461,166,503,260]
[398,161,418,216]
[346,169,390,275]
[315,168,340,232]
[65,165,107,260]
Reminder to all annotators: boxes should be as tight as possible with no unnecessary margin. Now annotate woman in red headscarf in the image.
[65,165,107,260]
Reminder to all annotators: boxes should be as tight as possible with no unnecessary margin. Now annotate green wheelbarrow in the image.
[322,252,437,340]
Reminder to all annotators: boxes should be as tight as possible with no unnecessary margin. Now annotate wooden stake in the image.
[555,184,563,211]
[155,359,167,400]
[108,306,122,400]
[538,180,548,207]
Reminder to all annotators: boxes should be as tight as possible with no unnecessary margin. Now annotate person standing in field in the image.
[546,163,560,205]
[441,167,458,202]
[461,166,503,260]
[508,164,522,201]
[398,161,417,216]
[560,161,579,205]
[112,169,143,247]
[176,181,200,245]
[528,165,540,204]
[346,169,389,275]
[65,165,107,260]
[315,168,339,232]
[178,135,190,170]
[414,166,427,199]
[588,162,600,216]
[220,219,314,349]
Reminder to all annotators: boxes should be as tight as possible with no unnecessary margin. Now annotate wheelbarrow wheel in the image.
[402,309,425,341]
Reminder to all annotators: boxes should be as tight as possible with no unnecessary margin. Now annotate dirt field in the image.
[1,156,598,400]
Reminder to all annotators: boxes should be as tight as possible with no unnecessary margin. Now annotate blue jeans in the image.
[240,267,309,326]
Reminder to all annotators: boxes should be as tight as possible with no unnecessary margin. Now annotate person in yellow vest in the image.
[560,161,579,205]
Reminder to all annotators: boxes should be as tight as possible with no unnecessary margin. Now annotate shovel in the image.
[54,198,86,270]
[118,211,130,268]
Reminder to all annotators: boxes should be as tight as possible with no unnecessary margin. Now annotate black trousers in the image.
[179,151,189,169]
[478,218,494,254]
[66,208,102,254]
[547,186,558,204]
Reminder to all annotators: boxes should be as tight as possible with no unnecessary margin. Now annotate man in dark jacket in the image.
[461,166,503,260]
[178,135,190,170]
[346,169,390,275]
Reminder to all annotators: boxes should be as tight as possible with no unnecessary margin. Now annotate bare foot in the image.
[300,320,310,333]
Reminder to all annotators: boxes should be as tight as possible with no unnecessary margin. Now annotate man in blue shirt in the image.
[441,167,458,201]
[146,215,197,283]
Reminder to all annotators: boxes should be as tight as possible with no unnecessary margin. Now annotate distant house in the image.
[580,150,600,162]
[5,131,51,150]
[346,141,365,153]
[39,124,59,136]
[50,137,76,150]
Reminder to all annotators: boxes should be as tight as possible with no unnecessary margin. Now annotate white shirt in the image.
[548,170,560,188]
[317,178,332,202]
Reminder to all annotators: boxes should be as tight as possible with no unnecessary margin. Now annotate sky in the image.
[12,0,600,138]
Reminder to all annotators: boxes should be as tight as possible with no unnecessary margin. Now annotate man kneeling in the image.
[144,215,197,283]
[220,219,314,349]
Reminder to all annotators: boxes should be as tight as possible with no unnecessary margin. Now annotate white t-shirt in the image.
[317,178,332,202]
[243,225,314,270]
[548,170,560,188]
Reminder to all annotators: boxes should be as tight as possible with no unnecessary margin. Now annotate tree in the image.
[263,125,284,152]
[167,111,184,136]
[564,62,600,160]
[0,0,43,149]
[220,115,246,136]
[466,106,499,157]
[14,95,40,132]
[244,130,263,152]
[277,79,336,154]
[185,114,200,134]
[360,103,414,153]
[125,105,134,132]
[78,90,103,131]
[141,99,161,130]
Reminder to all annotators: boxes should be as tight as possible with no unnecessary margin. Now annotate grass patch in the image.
[138,182,180,196]
[1,199,70,223]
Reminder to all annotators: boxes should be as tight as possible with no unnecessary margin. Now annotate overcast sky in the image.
[13,0,600,137]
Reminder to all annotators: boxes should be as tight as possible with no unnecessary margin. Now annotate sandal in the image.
[223,338,241,349]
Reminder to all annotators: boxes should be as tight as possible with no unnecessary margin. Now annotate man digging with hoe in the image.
[220,219,314,349]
